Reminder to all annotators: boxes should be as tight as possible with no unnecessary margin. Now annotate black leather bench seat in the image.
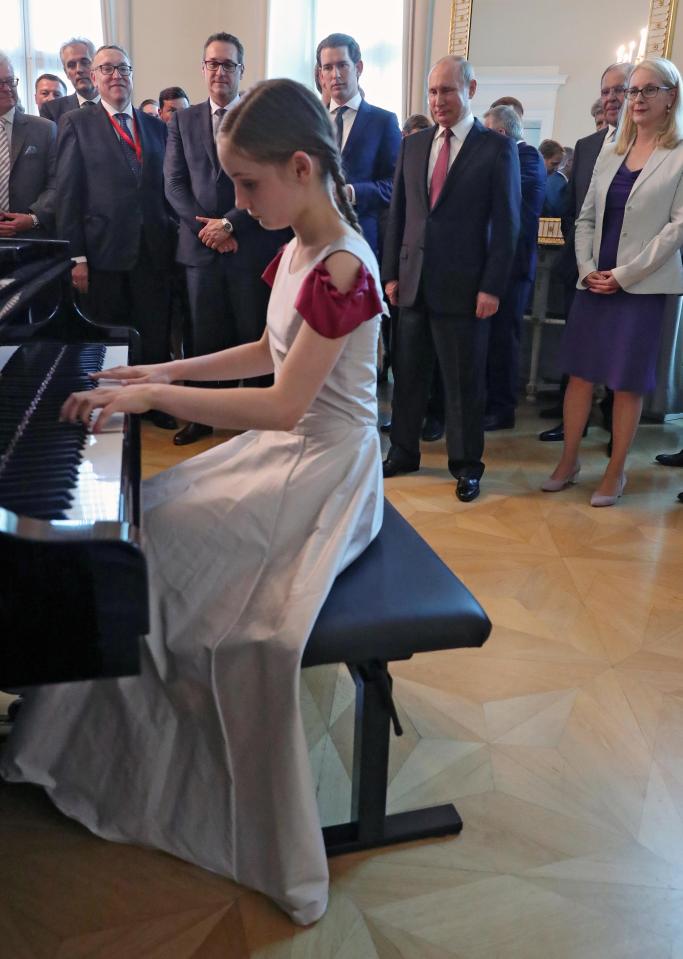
[303,499,492,857]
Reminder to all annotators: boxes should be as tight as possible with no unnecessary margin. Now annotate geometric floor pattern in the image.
[1,401,683,958]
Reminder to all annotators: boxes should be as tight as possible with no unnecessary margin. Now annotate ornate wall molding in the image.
[450,0,679,61]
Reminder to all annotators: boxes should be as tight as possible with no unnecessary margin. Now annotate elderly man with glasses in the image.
[54,43,177,429]
[0,52,56,240]
[163,32,290,445]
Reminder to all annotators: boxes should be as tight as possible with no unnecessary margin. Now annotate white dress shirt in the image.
[329,92,362,150]
[427,111,475,189]
[210,95,240,140]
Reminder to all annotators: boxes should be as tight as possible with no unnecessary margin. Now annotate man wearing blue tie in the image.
[55,44,176,429]
[316,33,401,258]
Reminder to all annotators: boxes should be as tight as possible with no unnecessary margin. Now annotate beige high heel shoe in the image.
[590,474,627,508]
[541,465,580,492]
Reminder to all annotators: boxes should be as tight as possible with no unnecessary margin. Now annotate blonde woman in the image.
[543,57,683,506]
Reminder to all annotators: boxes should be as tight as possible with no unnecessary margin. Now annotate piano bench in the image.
[302,499,491,858]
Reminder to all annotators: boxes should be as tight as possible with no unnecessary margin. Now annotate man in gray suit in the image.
[164,31,288,445]
[0,53,56,240]
[540,61,632,442]
[40,37,100,122]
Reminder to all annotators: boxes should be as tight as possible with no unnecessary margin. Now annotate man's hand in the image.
[72,262,89,295]
[0,212,34,236]
[476,292,499,319]
[196,216,239,253]
[385,280,399,306]
[585,270,620,294]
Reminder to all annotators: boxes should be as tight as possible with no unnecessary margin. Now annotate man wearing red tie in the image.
[55,44,176,429]
[382,56,520,501]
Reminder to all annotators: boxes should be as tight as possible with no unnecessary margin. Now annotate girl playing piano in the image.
[1,79,385,925]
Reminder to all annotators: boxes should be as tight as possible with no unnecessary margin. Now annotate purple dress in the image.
[562,162,665,392]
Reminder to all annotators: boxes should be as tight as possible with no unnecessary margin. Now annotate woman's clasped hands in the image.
[584,270,621,294]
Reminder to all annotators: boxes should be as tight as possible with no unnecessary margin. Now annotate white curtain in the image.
[402,0,434,119]
[100,0,131,54]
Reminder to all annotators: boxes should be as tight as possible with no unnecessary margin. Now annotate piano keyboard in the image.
[0,343,128,524]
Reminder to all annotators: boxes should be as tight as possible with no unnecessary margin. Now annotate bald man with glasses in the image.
[54,44,176,429]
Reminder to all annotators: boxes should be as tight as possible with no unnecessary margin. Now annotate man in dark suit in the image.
[40,37,100,122]
[0,54,56,240]
[540,61,632,442]
[55,44,175,428]
[34,73,66,111]
[316,32,401,258]
[382,56,520,502]
[164,32,289,445]
[483,104,546,430]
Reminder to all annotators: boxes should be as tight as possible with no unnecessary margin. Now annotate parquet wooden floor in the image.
[2,401,683,958]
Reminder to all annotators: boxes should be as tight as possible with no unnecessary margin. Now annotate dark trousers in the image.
[390,306,490,479]
[185,258,272,387]
[486,277,532,417]
[89,243,171,366]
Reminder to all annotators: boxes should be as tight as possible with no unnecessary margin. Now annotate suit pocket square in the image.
[24,144,39,156]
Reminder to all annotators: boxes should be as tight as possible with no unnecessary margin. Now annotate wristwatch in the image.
[221,217,233,235]
[29,213,39,229]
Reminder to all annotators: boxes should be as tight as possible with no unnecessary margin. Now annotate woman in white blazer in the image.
[543,57,683,506]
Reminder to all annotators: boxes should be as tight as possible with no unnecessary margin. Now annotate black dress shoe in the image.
[173,422,213,446]
[144,410,178,430]
[421,415,444,442]
[379,420,392,434]
[538,422,588,442]
[655,449,683,467]
[484,412,515,431]
[678,491,683,503]
[455,477,480,502]
[606,436,613,458]
[382,456,419,478]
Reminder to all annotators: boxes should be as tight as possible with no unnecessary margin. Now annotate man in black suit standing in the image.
[539,62,632,442]
[55,44,176,428]
[382,56,520,502]
[483,103,546,430]
[164,32,289,445]
[40,37,100,122]
[0,54,56,241]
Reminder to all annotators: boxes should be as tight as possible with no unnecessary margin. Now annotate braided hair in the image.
[218,78,361,234]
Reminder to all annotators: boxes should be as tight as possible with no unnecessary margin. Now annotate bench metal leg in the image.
[322,660,463,857]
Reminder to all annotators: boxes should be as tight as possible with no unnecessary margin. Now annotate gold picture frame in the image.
[449,0,679,58]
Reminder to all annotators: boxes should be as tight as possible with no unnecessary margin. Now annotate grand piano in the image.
[0,238,147,687]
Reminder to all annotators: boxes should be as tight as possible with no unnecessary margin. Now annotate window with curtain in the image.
[267,0,404,121]
[5,0,103,115]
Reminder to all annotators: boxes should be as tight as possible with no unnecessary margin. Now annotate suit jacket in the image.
[8,112,56,236]
[515,141,546,282]
[55,103,174,271]
[340,99,401,256]
[40,93,80,122]
[382,118,521,313]
[576,140,683,294]
[542,170,569,218]
[164,100,288,270]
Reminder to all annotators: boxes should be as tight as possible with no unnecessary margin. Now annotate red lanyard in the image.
[107,111,142,164]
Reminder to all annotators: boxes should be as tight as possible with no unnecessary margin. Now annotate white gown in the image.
[0,231,384,925]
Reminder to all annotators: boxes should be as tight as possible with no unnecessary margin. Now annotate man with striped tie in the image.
[54,44,177,429]
[0,53,56,241]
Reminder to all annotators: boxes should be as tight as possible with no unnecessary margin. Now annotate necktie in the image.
[429,128,453,209]
[115,113,141,179]
[81,99,96,108]
[213,107,226,140]
[0,118,10,212]
[335,105,348,150]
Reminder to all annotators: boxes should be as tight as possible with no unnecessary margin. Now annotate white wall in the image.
[429,0,651,147]
[130,0,268,105]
